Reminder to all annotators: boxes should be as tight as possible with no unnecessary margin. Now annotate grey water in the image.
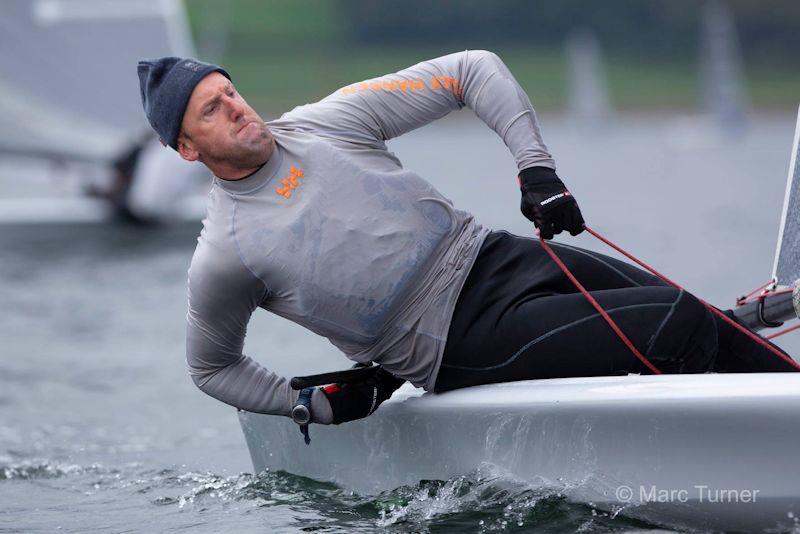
[2,113,799,532]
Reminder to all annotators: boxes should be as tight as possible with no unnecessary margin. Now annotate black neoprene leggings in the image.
[434,230,798,393]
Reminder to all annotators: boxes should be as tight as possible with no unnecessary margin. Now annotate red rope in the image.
[766,322,800,340]
[537,231,662,374]
[579,226,800,371]
[736,279,776,306]
[736,284,793,307]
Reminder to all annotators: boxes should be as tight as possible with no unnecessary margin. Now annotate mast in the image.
[700,0,748,133]
[566,27,612,124]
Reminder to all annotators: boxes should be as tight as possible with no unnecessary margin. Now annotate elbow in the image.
[186,351,219,394]
[185,339,226,396]
[468,49,502,64]
[188,367,235,408]
[189,370,206,389]
[463,50,506,80]
[189,367,215,394]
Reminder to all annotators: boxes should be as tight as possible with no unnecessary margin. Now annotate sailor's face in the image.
[179,72,273,169]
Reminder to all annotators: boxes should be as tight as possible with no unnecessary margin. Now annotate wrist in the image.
[518,166,560,189]
[310,387,333,424]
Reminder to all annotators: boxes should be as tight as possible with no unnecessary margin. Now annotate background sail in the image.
[772,106,800,286]
[0,0,194,162]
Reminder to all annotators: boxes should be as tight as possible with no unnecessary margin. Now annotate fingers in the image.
[554,209,569,236]
[566,205,585,236]
[539,221,555,240]
[543,208,568,239]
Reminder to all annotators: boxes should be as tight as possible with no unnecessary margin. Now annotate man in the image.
[137,51,797,430]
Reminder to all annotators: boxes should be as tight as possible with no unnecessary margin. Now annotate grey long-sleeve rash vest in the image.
[186,50,555,421]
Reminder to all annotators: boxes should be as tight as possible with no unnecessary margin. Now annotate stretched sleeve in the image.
[276,49,555,171]
[185,235,330,421]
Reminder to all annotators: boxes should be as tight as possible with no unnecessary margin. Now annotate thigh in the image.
[445,230,673,364]
[481,231,667,300]
[547,239,668,290]
[712,310,800,373]
[436,285,710,392]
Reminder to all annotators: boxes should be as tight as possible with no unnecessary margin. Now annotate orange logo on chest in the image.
[276,166,304,199]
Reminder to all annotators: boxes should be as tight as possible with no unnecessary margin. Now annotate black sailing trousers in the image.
[434,230,798,393]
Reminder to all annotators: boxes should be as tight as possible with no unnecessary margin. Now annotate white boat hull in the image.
[239,373,800,531]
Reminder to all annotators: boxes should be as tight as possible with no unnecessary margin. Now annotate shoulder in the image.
[268,99,387,149]
[188,194,268,304]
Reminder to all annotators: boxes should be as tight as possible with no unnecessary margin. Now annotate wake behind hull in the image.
[239,373,800,531]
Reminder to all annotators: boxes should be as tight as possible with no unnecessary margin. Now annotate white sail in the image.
[0,0,195,162]
[771,106,800,286]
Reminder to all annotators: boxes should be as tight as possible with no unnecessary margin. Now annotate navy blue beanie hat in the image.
[137,57,231,150]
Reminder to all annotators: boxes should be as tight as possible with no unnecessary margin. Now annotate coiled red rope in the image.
[538,226,800,373]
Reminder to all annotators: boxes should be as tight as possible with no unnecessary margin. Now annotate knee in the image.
[648,290,717,373]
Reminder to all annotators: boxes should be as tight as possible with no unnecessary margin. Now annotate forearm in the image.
[456,50,556,171]
[188,351,294,415]
[185,279,331,420]
[187,349,333,422]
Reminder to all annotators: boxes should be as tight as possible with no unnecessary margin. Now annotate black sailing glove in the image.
[319,365,405,425]
[519,166,585,239]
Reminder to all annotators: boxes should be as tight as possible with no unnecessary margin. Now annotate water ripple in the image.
[0,458,667,532]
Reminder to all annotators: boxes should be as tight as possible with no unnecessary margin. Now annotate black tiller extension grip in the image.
[290,365,377,390]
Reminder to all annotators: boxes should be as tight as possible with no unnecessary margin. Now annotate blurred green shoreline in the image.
[218,46,798,115]
[185,1,799,115]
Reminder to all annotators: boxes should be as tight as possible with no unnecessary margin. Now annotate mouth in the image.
[236,120,257,134]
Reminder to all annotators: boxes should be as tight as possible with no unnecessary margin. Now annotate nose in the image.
[224,94,245,122]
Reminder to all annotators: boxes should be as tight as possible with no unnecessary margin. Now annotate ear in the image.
[177,136,199,162]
